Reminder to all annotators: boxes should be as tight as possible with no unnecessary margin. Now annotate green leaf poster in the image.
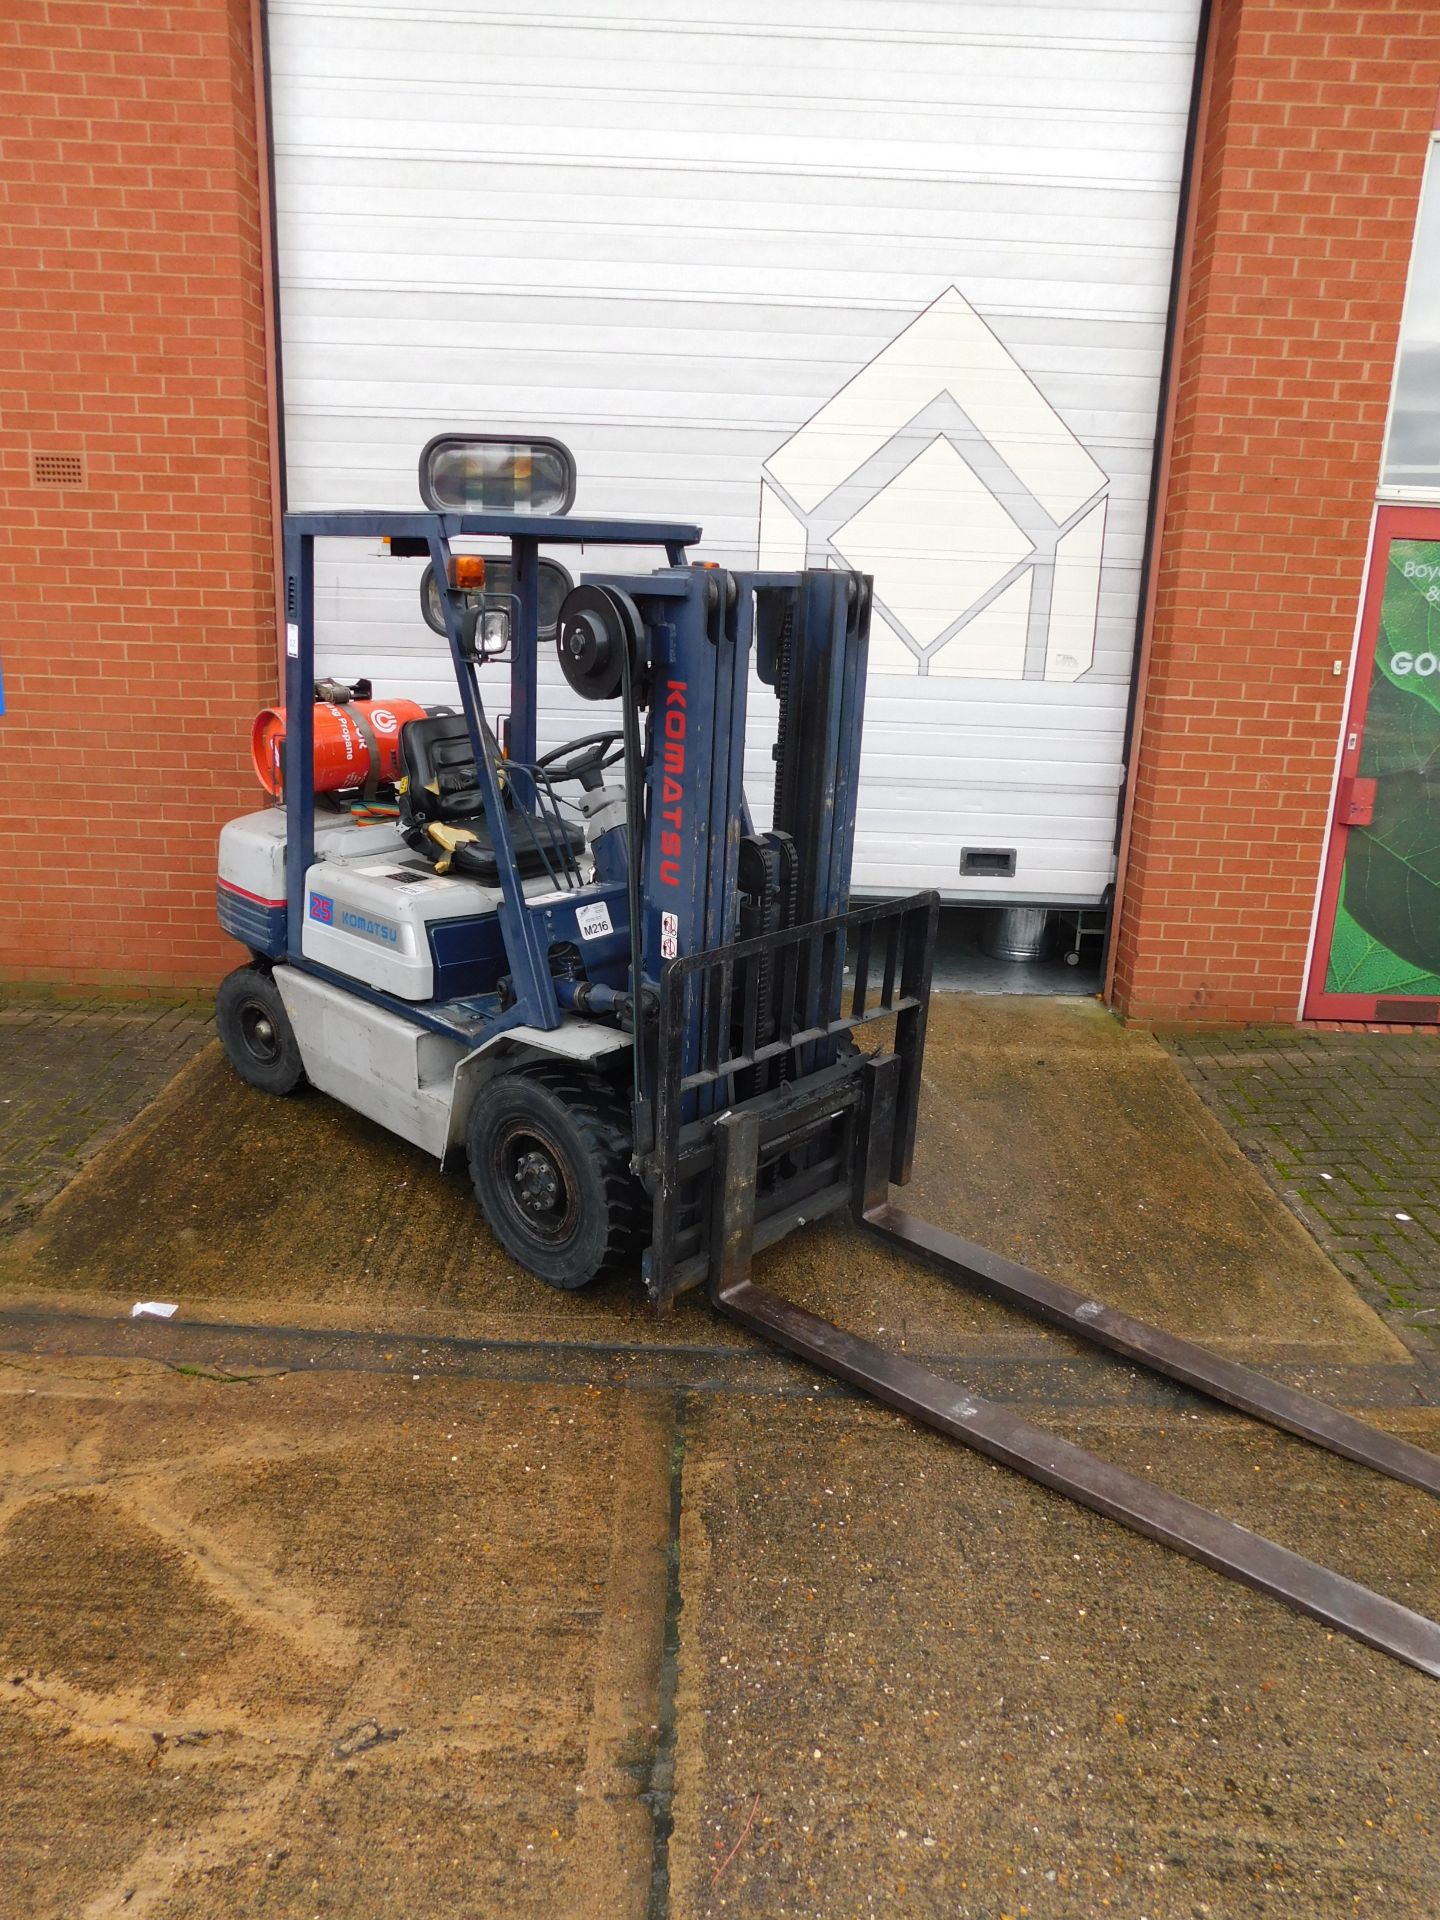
[1323,538,1440,998]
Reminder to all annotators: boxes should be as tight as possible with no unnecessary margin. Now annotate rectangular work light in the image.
[417,434,577,515]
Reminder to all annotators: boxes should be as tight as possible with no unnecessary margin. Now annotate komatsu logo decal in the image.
[309,892,398,946]
[659,681,687,888]
[339,909,399,946]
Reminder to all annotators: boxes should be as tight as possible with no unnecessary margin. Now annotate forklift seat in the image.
[397,714,584,881]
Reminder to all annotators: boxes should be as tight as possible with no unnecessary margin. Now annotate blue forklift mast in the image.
[241,504,1440,1683]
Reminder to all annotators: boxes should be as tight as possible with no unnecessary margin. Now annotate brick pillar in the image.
[1111,2,1440,1025]
[1,0,275,990]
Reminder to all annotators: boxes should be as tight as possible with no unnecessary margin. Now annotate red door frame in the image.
[1305,503,1440,1022]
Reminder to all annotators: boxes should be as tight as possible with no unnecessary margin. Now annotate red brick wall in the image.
[1111,0,1440,1025]
[0,0,274,990]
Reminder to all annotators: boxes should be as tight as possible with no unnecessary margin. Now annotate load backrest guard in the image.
[643,892,938,1308]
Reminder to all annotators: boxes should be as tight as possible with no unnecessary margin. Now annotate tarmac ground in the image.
[1,995,1438,1919]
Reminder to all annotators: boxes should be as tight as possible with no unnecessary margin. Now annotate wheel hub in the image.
[512,1146,563,1220]
[239,1002,280,1065]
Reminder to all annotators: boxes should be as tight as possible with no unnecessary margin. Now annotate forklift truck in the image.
[217,435,1440,1679]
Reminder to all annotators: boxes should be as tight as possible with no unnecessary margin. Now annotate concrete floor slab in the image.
[0,998,1405,1365]
[893,998,1406,1363]
[671,1391,1440,1919]
[2,994,1436,1917]
[6,1356,1437,1919]
[0,1359,674,1920]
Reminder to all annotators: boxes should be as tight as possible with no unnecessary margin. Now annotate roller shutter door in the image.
[268,0,1201,904]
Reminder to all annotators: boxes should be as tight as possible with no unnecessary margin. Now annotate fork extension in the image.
[707,1105,1440,1681]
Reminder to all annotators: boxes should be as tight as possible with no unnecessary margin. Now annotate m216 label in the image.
[575,900,614,941]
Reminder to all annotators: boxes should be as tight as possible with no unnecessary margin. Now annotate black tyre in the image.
[467,1065,643,1290]
[215,965,307,1097]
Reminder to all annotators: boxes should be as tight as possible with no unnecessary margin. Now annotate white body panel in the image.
[301,857,504,999]
[219,805,547,998]
[275,966,464,1155]
[218,806,413,906]
[274,969,632,1160]
[268,0,1201,905]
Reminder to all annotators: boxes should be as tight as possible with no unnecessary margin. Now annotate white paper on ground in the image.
[131,1301,179,1320]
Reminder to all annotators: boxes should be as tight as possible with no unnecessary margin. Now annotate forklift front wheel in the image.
[216,966,307,1098]
[467,1067,640,1290]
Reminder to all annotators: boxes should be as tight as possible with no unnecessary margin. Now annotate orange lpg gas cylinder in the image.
[251,698,428,796]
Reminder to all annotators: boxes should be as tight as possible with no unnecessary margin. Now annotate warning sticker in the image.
[575,900,614,942]
[660,910,678,960]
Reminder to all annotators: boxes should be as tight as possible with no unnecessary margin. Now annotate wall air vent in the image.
[33,450,85,488]
[960,847,1017,878]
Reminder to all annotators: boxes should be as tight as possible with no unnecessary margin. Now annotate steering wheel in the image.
[537,730,625,793]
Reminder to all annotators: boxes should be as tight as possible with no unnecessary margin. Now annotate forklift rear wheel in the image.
[216,966,307,1097]
[467,1066,641,1290]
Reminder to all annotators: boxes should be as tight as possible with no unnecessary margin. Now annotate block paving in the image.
[1167,1024,1440,1357]
[0,998,212,1228]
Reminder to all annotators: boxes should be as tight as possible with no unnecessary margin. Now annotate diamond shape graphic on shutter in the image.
[758,287,1109,684]
[832,436,1033,649]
